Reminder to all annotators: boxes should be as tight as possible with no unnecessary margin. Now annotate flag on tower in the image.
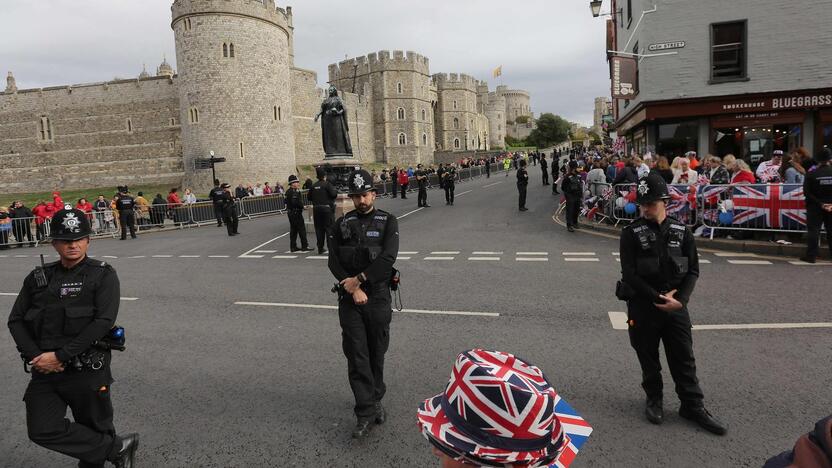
[493,65,502,78]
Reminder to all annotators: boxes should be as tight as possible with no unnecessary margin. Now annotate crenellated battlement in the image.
[431,73,478,92]
[171,0,292,34]
[328,50,430,83]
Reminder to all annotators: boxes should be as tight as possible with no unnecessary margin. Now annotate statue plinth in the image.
[315,157,360,219]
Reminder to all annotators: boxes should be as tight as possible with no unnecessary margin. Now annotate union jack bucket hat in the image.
[417,350,592,468]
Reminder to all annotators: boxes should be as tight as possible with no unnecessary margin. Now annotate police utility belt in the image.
[616,222,690,302]
[23,326,127,374]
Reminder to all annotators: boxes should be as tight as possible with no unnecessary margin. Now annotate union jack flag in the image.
[698,184,732,222]
[732,184,806,229]
[549,393,593,468]
[667,184,693,224]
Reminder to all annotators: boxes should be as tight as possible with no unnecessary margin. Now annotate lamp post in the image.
[589,0,622,21]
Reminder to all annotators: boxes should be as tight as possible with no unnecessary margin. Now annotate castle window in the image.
[470,119,474,129]
[229,43,235,58]
[274,106,278,121]
[422,133,428,146]
[498,124,501,131]
[169,117,176,126]
[126,118,133,133]
[239,142,245,159]
[278,107,282,120]
[397,107,405,120]
[453,118,459,129]
[398,133,407,145]
[223,43,228,58]
[188,107,199,124]
[184,18,192,31]
[396,82,403,94]
[422,109,428,121]
[498,113,501,119]
[453,138,461,149]
[38,116,53,142]
[453,100,458,110]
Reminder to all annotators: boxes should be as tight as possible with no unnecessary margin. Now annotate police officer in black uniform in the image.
[517,159,529,211]
[7,208,139,467]
[328,169,399,439]
[618,172,727,435]
[218,183,239,236]
[562,161,582,232]
[285,175,311,252]
[208,179,225,228]
[415,164,430,208]
[801,148,832,263]
[114,187,136,240]
[540,154,549,185]
[308,167,338,254]
[443,164,457,206]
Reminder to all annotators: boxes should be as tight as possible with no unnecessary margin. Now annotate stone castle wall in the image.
[0,77,183,194]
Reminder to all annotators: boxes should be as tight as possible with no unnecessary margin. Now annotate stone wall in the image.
[0,76,183,194]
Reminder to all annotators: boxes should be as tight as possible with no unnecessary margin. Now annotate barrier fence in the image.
[1,164,499,247]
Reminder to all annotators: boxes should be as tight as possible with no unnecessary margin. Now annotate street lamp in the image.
[589,0,622,20]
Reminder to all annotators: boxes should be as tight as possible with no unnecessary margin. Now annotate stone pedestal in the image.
[315,157,360,219]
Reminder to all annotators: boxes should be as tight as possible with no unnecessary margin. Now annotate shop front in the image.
[614,87,832,167]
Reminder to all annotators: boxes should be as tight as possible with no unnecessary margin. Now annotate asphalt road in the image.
[1,169,830,467]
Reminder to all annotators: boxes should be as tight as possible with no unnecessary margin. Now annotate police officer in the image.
[485,158,491,178]
[327,169,399,439]
[208,179,225,228]
[114,187,136,240]
[285,175,311,252]
[307,167,338,254]
[517,159,529,211]
[7,208,139,467]
[801,148,832,263]
[618,172,727,435]
[540,153,549,185]
[562,161,582,232]
[415,164,430,208]
[218,183,239,236]
[443,164,457,206]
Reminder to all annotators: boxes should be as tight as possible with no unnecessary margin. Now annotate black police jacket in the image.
[115,195,135,211]
[804,164,832,208]
[308,180,337,209]
[328,208,399,289]
[516,168,529,187]
[285,188,305,212]
[444,169,456,186]
[7,257,120,362]
[209,187,225,206]
[218,192,236,215]
[619,216,699,306]
[416,170,428,188]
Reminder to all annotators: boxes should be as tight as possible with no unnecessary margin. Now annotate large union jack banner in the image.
[732,184,806,229]
[667,184,694,224]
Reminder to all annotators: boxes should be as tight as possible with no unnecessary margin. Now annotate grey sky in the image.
[0,0,610,125]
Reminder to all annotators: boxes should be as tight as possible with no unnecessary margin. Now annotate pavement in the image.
[1,170,830,467]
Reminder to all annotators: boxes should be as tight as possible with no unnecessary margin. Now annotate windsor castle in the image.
[0,0,533,193]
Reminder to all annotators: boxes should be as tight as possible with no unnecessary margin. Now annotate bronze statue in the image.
[315,85,353,158]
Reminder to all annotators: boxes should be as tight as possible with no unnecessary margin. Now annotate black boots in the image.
[374,402,386,425]
[645,398,663,425]
[110,433,139,468]
[679,406,728,435]
[352,419,372,439]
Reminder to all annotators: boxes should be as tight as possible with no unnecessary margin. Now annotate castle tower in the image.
[5,72,17,93]
[156,57,174,78]
[496,85,532,121]
[172,0,295,189]
[486,92,507,149]
[138,64,150,80]
[432,73,479,151]
[329,50,433,166]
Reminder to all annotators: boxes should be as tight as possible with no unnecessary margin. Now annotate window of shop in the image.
[710,20,747,83]
[656,120,698,159]
[819,111,832,150]
[712,124,801,167]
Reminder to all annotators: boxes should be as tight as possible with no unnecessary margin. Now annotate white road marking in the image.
[209,255,230,258]
[285,250,314,254]
[239,232,289,258]
[0,293,19,296]
[152,255,173,258]
[179,255,200,258]
[727,260,773,265]
[483,182,503,188]
[615,258,621,262]
[608,312,629,330]
[307,256,328,260]
[713,252,758,257]
[0,255,7,258]
[516,252,548,256]
[516,257,548,262]
[565,258,600,262]
[235,302,500,317]
[102,255,118,259]
[562,252,596,256]
[456,190,473,197]
[254,250,278,254]
[424,256,455,260]
[612,252,620,256]
[398,207,424,219]
[14,255,28,258]
[1,293,138,301]
[431,251,460,255]
[789,261,832,266]
[128,255,146,259]
[468,257,501,261]
[399,251,419,255]
[472,251,503,255]
[397,256,412,260]
[272,255,298,259]
[699,259,712,264]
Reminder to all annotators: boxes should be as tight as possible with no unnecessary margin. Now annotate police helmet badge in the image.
[62,212,81,233]
[637,180,650,195]
[353,174,365,190]
[64,203,73,210]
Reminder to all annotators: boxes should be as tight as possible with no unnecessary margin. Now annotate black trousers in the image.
[222,210,239,236]
[445,185,455,204]
[565,194,581,227]
[288,210,308,250]
[518,185,527,209]
[392,182,398,198]
[418,186,428,206]
[400,184,408,199]
[339,290,392,419]
[806,207,832,259]
[24,368,118,468]
[312,206,334,252]
[213,204,224,226]
[486,166,490,178]
[542,170,549,185]
[627,301,704,406]
[118,212,136,239]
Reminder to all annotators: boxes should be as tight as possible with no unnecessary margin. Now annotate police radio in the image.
[94,326,127,352]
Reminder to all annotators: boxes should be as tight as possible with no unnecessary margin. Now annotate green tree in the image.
[526,113,570,148]
[515,115,530,124]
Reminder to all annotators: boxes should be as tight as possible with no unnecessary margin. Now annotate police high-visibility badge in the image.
[61,212,82,233]
[353,174,365,190]
[638,180,650,195]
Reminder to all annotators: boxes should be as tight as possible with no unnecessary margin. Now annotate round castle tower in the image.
[432,73,478,151]
[172,0,296,189]
[485,92,506,149]
[496,85,531,121]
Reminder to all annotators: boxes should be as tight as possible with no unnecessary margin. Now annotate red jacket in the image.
[76,202,94,216]
[731,170,756,184]
[167,193,182,206]
[397,171,409,185]
[32,204,49,225]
